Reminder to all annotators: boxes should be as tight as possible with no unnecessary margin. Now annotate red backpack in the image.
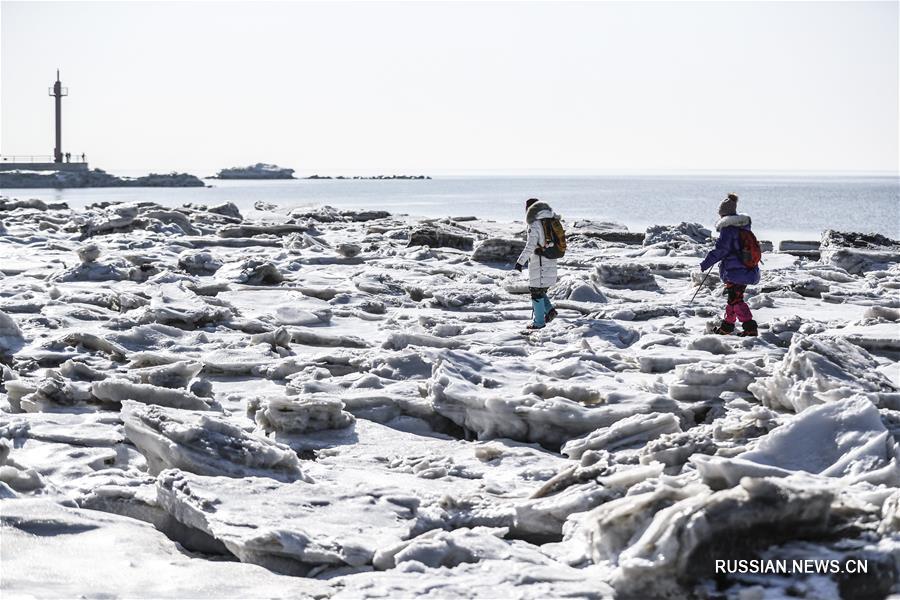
[738,230,762,268]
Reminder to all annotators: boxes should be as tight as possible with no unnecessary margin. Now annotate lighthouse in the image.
[50,70,67,163]
[0,70,87,172]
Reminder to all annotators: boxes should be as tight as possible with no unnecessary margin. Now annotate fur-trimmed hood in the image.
[526,201,557,224]
[715,213,751,231]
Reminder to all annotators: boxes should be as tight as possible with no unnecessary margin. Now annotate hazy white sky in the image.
[2,1,897,174]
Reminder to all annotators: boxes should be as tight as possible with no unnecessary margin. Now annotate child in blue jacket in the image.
[700,194,761,336]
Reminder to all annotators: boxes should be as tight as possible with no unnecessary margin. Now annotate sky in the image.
[1,1,897,175]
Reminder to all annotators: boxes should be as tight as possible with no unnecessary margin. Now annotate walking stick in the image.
[689,265,714,304]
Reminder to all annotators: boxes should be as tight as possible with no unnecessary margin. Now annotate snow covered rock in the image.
[121,402,306,481]
[748,335,899,412]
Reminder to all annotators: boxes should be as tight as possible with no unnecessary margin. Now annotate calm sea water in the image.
[4,175,898,242]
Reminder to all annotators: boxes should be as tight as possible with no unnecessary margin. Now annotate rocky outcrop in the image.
[0,169,204,189]
[820,230,900,274]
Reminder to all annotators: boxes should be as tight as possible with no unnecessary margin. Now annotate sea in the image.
[4,174,898,244]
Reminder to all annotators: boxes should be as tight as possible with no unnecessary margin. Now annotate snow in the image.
[1,197,899,597]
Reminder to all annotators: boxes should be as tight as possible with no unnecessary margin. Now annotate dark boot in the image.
[737,320,758,337]
[713,321,735,335]
[545,308,558,323]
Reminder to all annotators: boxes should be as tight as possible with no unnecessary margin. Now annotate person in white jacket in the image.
[514,198,560,330]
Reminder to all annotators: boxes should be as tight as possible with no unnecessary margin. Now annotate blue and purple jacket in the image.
[700,214,761,285]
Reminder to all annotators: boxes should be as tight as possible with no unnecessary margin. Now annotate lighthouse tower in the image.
[0,71,87,172]
[50,70,68,164]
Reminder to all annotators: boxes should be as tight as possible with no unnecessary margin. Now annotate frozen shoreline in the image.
[3,174,897,243]
[1,196,899,598]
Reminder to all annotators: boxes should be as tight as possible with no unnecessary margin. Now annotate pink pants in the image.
[723,283,753,324]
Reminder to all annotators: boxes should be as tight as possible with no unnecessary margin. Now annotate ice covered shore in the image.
[1,195,899,599]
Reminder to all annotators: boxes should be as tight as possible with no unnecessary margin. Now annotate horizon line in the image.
[100,166,900,178]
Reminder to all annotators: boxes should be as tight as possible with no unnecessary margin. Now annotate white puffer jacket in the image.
[515,202,559,288]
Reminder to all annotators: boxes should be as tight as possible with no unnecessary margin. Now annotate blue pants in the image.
[530,288,554,326]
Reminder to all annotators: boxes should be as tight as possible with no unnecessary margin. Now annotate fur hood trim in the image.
[526,201,555,224]
[715,213,751,231]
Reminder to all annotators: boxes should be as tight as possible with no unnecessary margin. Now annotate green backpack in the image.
[538,217,567,259]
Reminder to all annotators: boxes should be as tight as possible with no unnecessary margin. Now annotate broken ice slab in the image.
[155,468,426,573]
[429,351,681,448]
[610,477,834,596]
[0,498,329,598]
[778,239,821,259]
[748,334,900,413]
[694,395,900,488]
[121,401,307,481]
[92,379,215,411]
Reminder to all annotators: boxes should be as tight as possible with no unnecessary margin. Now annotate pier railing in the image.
[0,154,87,163]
